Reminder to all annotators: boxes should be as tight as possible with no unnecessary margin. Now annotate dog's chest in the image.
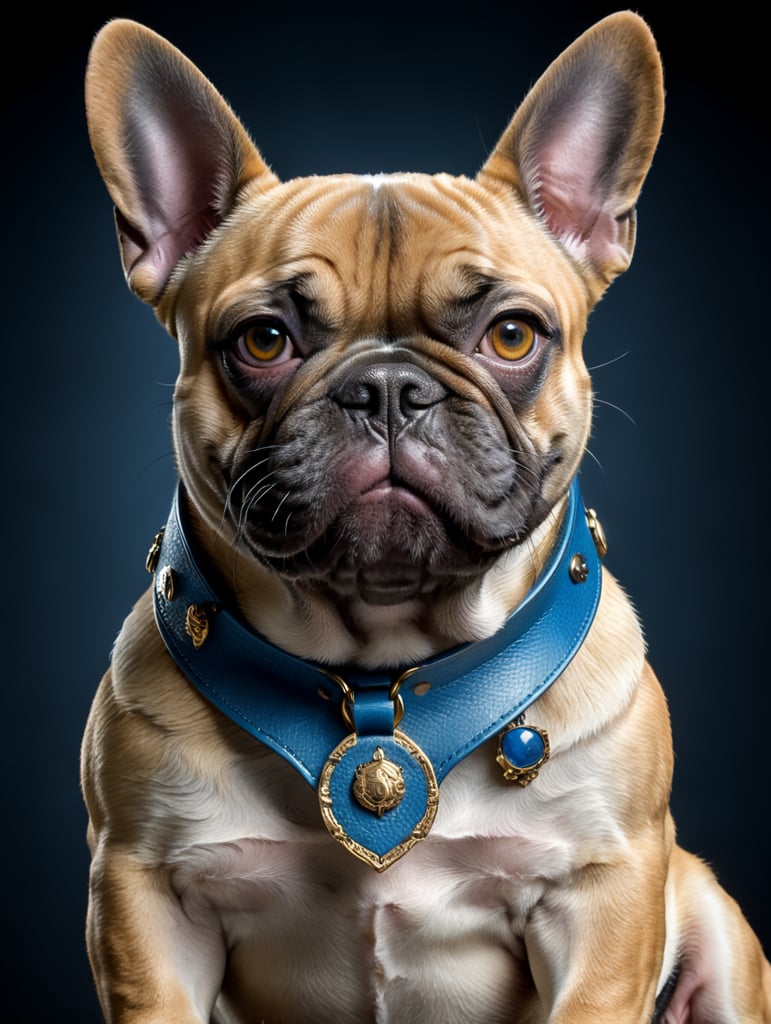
[167,747,598,1023]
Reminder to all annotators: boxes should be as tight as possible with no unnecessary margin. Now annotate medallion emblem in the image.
[353,746,406,816]
[319,730,439,871]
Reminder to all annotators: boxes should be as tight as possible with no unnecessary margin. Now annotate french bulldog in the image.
[82,11,771,1022]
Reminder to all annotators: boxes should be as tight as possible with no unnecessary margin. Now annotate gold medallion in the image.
[318,730,439,871]
[353,746,406,816]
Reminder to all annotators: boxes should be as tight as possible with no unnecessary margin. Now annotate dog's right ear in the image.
[85,20,278,304]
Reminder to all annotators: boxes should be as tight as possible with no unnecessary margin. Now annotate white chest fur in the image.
[160,732,629,1023]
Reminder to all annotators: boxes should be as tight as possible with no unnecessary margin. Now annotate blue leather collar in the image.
[150,477,602,867]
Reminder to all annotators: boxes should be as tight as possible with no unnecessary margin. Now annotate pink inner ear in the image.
[528,101,610,249]
[126,103,222,285]
[521,95,636,280]
[477,13,663,286]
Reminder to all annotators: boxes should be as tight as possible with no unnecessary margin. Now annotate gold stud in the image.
[145,528,164,574]
[185,604,211,649]
[159,566,176,601]
[569,553,589,583]
[585,508,608,558]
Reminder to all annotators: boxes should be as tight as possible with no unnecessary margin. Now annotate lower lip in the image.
[358,482,433,514]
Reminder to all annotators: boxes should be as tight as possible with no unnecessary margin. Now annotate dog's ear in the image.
[478,12,664,291]
[85,20,277,303]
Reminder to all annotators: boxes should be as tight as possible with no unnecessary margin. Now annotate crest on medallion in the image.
[352,746,406,816]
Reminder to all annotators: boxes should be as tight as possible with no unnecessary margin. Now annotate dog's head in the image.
[86,13,663,661]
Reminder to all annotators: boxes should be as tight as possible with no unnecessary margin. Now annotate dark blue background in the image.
[3,3,768,1018]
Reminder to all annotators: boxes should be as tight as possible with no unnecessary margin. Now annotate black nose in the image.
[332,363,448,429]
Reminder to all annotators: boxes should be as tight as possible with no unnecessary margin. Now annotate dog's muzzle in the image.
[228,351,546,597]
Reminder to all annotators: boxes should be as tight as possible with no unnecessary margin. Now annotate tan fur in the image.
[82,11,771,1022]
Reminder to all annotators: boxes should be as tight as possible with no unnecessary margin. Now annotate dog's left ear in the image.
[478,11,664,291]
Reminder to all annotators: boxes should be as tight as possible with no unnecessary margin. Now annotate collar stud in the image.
[569,553,590,583]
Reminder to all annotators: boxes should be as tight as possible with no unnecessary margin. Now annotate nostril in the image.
[338,381,381,412]
[400,378,446,412]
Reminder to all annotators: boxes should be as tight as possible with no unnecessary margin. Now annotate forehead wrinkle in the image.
[290,180,400,337]
[365,182,404,262]
[370,176,509,338]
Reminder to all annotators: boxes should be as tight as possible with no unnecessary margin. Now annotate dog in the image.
[82,11,771,1022]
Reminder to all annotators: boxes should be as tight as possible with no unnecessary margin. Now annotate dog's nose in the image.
[333,363,448,428]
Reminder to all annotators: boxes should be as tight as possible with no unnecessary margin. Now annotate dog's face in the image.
[86,13,663,643]
[171,173,592,606]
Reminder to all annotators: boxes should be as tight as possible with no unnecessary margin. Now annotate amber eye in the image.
[236,321,293,364]
[487,318,536,361]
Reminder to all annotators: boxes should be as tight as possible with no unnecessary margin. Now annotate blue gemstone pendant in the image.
[496,721,550,786]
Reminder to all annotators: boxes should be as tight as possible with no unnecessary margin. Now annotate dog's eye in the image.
[481,318,537,361]
[234,321,294,365]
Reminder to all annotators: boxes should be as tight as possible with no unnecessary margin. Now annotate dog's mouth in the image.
[230,454,546,604]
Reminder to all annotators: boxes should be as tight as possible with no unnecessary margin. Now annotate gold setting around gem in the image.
[496,723,551,787]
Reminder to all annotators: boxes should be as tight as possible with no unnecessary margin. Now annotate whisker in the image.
[587,350,630,372]
[239,482,278,534]
[225,447,288,528]
[271,490,292,523]
[225,447,285,510]
[475,117,492,161]
[583,447,605,473]
[594,397,637,427]
[501,448,541,484]
[229,455,277,496]
[137,449,176,481]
